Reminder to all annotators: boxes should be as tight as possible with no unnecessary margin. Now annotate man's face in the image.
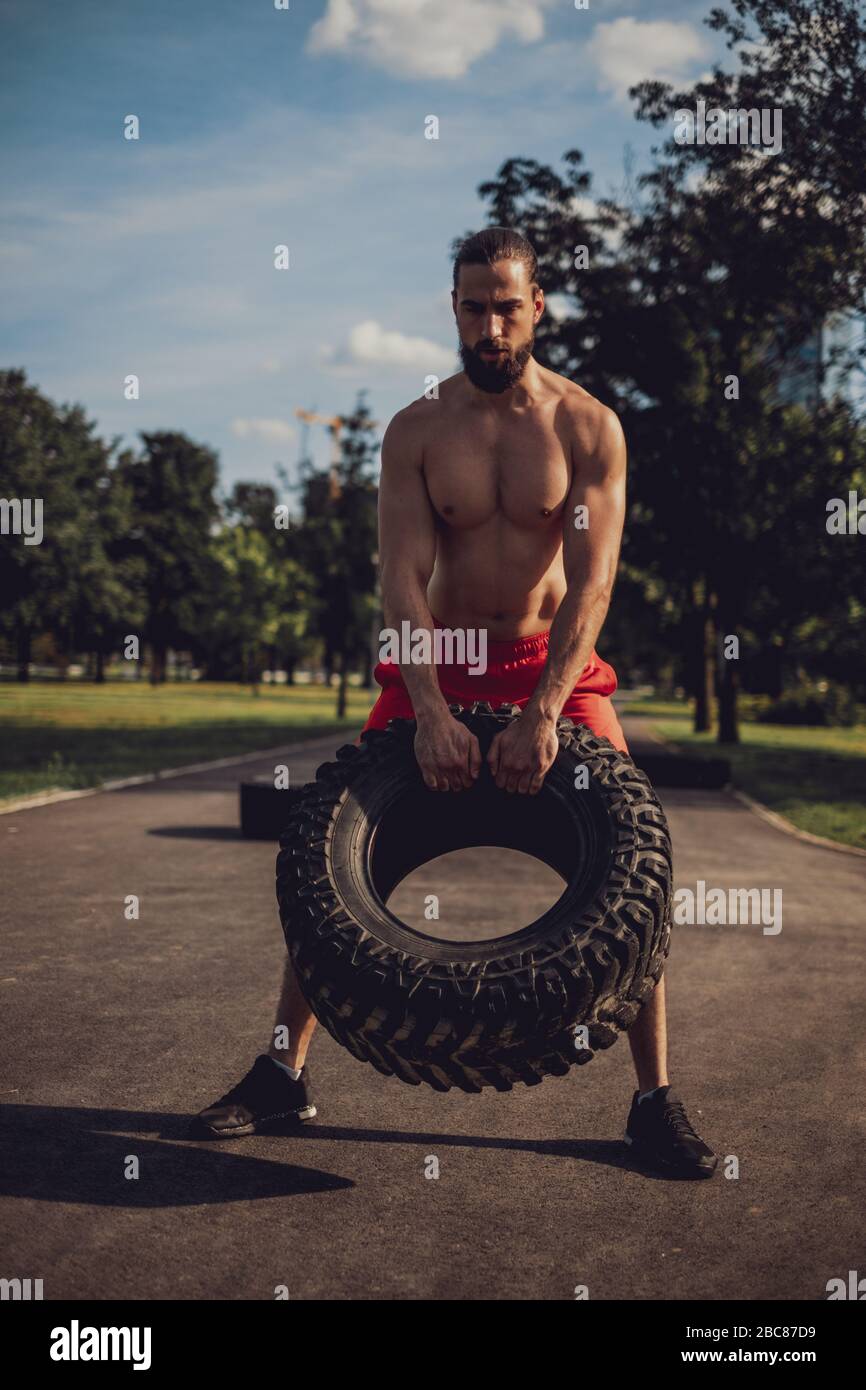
[452,258,543,394]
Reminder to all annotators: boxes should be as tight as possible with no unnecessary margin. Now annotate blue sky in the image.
[1,0,725,493]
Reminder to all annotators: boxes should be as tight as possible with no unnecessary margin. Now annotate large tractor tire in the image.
[275,703,672,1093]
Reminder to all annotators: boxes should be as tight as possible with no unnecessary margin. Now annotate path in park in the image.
[2,715,864,1301]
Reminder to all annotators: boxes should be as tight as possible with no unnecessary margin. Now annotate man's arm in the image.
[378,408,482,791]
[489,404,626,794]
[524,404,627,722]
[377,408,444,722]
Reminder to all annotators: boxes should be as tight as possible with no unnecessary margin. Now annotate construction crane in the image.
[294,408,344,500]
[294,407,379,500]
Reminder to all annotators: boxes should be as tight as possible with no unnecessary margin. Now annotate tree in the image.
[69,455,147,682]
[224,481,279,534]
[207,523,283,688]
[224,480,317,682]
[471,0,866,742]
[0,369,132,681]
[630,0,866,739]
[117,432,220,683]
[295,394,379,718]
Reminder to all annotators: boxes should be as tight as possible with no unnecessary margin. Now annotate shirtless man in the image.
[193,227,717,1179]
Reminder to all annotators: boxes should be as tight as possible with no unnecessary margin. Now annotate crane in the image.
[294,407,380,501]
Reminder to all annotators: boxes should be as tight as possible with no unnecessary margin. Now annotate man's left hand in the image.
[487,710,560,795]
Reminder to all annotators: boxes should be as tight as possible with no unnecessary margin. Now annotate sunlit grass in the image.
[625,697,866,849]
[0,680,372,802]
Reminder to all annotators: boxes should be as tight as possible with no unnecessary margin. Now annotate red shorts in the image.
[361,622,629,754]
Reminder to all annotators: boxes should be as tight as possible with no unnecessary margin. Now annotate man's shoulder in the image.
[548,370,616,422]
[546,370,622,453]
[384,374,465,439]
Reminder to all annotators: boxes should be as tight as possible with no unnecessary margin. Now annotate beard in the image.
[459,332,534,394]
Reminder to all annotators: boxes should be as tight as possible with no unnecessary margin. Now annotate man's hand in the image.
[487,710,559,794]
[414,711,483,791]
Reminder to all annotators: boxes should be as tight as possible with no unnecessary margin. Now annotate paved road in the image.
[2,719,864,1301]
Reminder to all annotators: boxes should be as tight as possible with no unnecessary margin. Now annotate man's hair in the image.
[452,226,539,293]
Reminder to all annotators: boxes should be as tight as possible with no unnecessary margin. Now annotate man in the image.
[193,227,717,1179]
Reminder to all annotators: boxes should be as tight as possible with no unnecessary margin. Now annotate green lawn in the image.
[4,684,864,851]
[0,680,373,804]
[623,697,866,850]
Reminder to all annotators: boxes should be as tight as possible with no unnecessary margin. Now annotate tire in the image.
[275,703,673,1093]
[240,779,306,840]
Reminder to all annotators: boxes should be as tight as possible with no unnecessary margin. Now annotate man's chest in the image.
[423,415,573,530]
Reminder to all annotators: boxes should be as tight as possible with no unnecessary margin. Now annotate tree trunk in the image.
[150,643,167,685]
[693,579,715,733]
[242,644,258,694]
[337,653,348,719]
[285,660,295,686]
[16,622,31,682]
[366,608,381,689]
[363,635,375,690]
[717,607,740,744]
[95,650,105,684]
[695,611,715,733]
[656,659,676,699]
[768,639,784,699]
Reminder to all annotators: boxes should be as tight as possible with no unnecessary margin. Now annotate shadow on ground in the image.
[0,1103,685,1210]
[147,826,245,840]
[0,1105,353,1207]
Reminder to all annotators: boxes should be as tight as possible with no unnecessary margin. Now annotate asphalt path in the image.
[2,718,864,1300]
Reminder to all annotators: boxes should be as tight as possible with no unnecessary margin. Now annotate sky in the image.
[0,0,727,494]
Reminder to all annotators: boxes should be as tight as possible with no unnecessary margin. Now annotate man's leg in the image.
[266,955,318,1070]
[626,972,669,1094]
[568,693,673,1096]
[258,668,400,1075]
[191,678,397,1137]
[191,953,318,1137]
[566,693,713,1169]
[258,682,397,1077]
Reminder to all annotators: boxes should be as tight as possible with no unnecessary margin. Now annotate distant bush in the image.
[756,682,860,727]
[737,693,773,721]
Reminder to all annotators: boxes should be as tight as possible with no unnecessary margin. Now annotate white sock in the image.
[270,1057,302,1081]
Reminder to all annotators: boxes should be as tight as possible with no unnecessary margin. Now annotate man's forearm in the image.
[381,584,449,722]
[524,584,613,722]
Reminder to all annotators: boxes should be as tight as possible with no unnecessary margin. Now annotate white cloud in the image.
[230,417,296,444]
[587,17,711,102]
[307,0,553,80]
[322,320,455,372]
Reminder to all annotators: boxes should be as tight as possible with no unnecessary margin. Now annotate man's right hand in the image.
[414,711,482,792]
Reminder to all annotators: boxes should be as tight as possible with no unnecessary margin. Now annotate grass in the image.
[4,683,864,851]
[623,696,866,850]
[0,680,373,804]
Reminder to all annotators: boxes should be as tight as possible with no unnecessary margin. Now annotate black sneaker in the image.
[189,1055,317,1138]
[624,1085,717,1178]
